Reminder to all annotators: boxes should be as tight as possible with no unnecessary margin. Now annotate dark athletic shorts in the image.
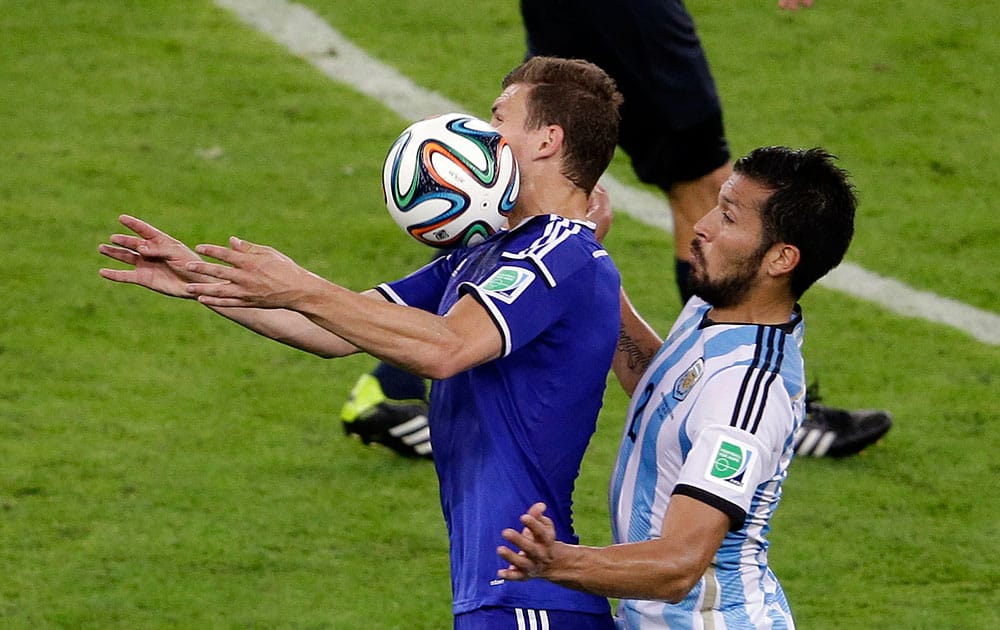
[521,0,730,188]
[454,606,615,630]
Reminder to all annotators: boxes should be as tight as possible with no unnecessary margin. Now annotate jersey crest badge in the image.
[672,358,704,400]
[480,266,535,304]
[705,435,755,491]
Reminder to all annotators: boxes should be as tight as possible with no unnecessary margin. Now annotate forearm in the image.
[613,289,662,396]
[290,277,495,379]
[207,304,360,358]
[182,238,499,375]
[542,540,703,603]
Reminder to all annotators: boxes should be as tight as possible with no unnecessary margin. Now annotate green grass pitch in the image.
[0,0,997,627]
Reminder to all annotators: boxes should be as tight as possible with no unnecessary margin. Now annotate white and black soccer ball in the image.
[382,113,519,248]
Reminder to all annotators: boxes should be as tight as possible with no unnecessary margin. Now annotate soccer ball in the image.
[382,113,519,248]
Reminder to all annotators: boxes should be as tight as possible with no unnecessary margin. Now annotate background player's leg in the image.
[665,162,732,301]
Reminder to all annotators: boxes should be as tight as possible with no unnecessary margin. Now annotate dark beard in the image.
[690,267,756,308]
[689,241,767,309]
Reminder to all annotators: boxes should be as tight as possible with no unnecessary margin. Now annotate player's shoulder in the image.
[701,317,802,362]
[506,214,598,247]
[502,214,617,283]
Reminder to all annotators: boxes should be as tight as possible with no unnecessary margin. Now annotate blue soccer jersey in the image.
[377,214,621,617]
[609,297,805,629]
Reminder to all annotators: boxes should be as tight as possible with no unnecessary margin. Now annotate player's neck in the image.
[707,289,797,326]
[508,175,589,227]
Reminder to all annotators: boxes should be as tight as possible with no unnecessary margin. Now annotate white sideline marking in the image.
[214,0,1000,346]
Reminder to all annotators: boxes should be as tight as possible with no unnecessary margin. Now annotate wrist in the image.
[543,541,581,583]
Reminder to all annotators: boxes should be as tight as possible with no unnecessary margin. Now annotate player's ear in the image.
[765,242,799,278]
[536,124,563,158]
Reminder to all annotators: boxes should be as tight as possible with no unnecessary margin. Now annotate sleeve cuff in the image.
[673,484,746,532]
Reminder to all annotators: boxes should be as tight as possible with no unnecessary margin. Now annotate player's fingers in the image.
[501,528,546,564]
[494,557,528,582]
[496,543,535,572]
[528,503,555,532]
[496,569,528,581]
[186,280,240,300]
[520,506,556,544]
[185,260,238,282]
[110,231,190,261]
[229,236,262,253]
[98,268,137,284]
[193,243,243,266]
[108,234,144,252]
[496,545,520,565]
[519,524,536,542]
[119,214,167,240]
[587,184,608,206]
[527,502,548,518]
[518,515,553,545]
[194,294,249,309]
[500,527,531,549]
[495,569,524,581]
[496,545,544,581]
[98,243,139,265]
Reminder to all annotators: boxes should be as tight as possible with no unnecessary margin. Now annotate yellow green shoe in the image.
[341,374,432,459]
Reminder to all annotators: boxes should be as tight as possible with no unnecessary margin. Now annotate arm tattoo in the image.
[617,325,653,375]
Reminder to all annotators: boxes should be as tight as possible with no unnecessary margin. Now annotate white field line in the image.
[214,0,1000,346]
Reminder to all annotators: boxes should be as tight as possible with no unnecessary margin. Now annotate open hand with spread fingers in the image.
[186,237,325,310]
[98,214,217,298]
[496,502,566,582]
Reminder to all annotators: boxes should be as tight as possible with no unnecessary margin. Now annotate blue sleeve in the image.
[457,242,613,357]
[377,253,455,314]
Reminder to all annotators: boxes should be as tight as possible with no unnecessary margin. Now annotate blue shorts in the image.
[454,606,615,630]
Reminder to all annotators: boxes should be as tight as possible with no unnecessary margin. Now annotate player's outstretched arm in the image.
[185,237,503,378]
[98,215,362,358]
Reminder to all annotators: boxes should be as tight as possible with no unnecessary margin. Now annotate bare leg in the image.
[667,162,732,261]
[664,162,732,301]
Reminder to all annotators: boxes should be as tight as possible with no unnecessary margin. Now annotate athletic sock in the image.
[372,362,428,402]
[675,258,695,303]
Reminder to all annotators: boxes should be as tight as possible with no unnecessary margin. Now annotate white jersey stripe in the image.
[502,217,588,287]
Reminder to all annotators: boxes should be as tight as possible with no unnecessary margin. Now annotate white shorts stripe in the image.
[515,608,526,630]
[514,608,552,630]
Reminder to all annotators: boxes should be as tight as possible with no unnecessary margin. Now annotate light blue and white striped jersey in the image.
[610,297,806,630]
